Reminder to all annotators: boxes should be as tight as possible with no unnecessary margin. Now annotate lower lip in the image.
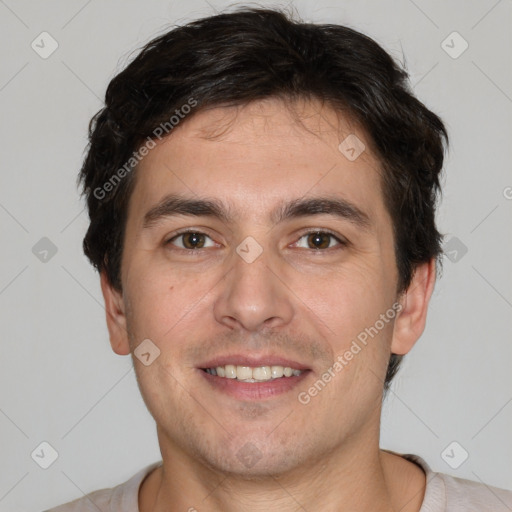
[199,369,311,400]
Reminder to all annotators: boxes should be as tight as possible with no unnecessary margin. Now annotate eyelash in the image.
[164,229,348,253]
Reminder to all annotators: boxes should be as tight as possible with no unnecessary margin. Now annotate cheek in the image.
[296,264,397,400]
[124,258,216,344]
[302,261,391,341]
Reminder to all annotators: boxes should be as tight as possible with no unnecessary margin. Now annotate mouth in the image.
[198,356,312,400]
[201,364,303,382]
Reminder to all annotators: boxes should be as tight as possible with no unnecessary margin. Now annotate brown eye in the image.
[182,232,206,249]
[307,232,331,249]
[167,231,214,250]
[293,231,346,250]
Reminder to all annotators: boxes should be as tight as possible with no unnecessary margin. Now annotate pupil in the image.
[309,232,328,249]
[184,233,204,249]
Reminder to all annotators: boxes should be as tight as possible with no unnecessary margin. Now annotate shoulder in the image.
[44,461,162,512]
[44,487,114,512]
[436,471,512,511]
[401,453,512,511]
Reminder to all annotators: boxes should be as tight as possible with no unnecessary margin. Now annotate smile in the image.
[199,366,311,400]
[202,365,303,382]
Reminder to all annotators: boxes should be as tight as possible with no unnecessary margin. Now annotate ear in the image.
[391,258,436,355]
[100,271,131,356]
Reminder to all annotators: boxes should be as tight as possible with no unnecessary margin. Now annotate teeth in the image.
[271,366,284,378]
[252,366,271,380]
[205,364,303,381]
[225,364,237,379]
[236,366,253,380]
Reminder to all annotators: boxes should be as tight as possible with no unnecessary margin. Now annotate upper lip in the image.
[199,354,311,371]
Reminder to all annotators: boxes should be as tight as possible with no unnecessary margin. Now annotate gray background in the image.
[0,0,511,510]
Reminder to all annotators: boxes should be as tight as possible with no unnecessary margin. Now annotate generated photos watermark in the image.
[298,301,403,404]
[93,97,198,200]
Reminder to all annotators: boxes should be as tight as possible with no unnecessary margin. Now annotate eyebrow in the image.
[142,193,372,232]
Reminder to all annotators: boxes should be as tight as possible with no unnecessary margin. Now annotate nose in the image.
[213,245,295,332]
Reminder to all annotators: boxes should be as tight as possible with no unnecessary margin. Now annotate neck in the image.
[139,428,425,512]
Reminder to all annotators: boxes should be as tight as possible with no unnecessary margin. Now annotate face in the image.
[102,97,433,477]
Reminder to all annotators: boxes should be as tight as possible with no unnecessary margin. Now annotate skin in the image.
[100,97,435,512]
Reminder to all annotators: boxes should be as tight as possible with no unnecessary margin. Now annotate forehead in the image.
[127,98,387,227]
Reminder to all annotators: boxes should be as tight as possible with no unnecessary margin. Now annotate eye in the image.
[165,229,346,252]
[293,231,346,250]
[166,230,216,250]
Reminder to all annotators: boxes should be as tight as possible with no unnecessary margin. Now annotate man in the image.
[47,6,512,512]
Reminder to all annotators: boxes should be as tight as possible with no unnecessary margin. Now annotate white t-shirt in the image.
[45,452,512,511]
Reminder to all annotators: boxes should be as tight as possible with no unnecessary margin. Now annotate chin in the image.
[191,432,308,479]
